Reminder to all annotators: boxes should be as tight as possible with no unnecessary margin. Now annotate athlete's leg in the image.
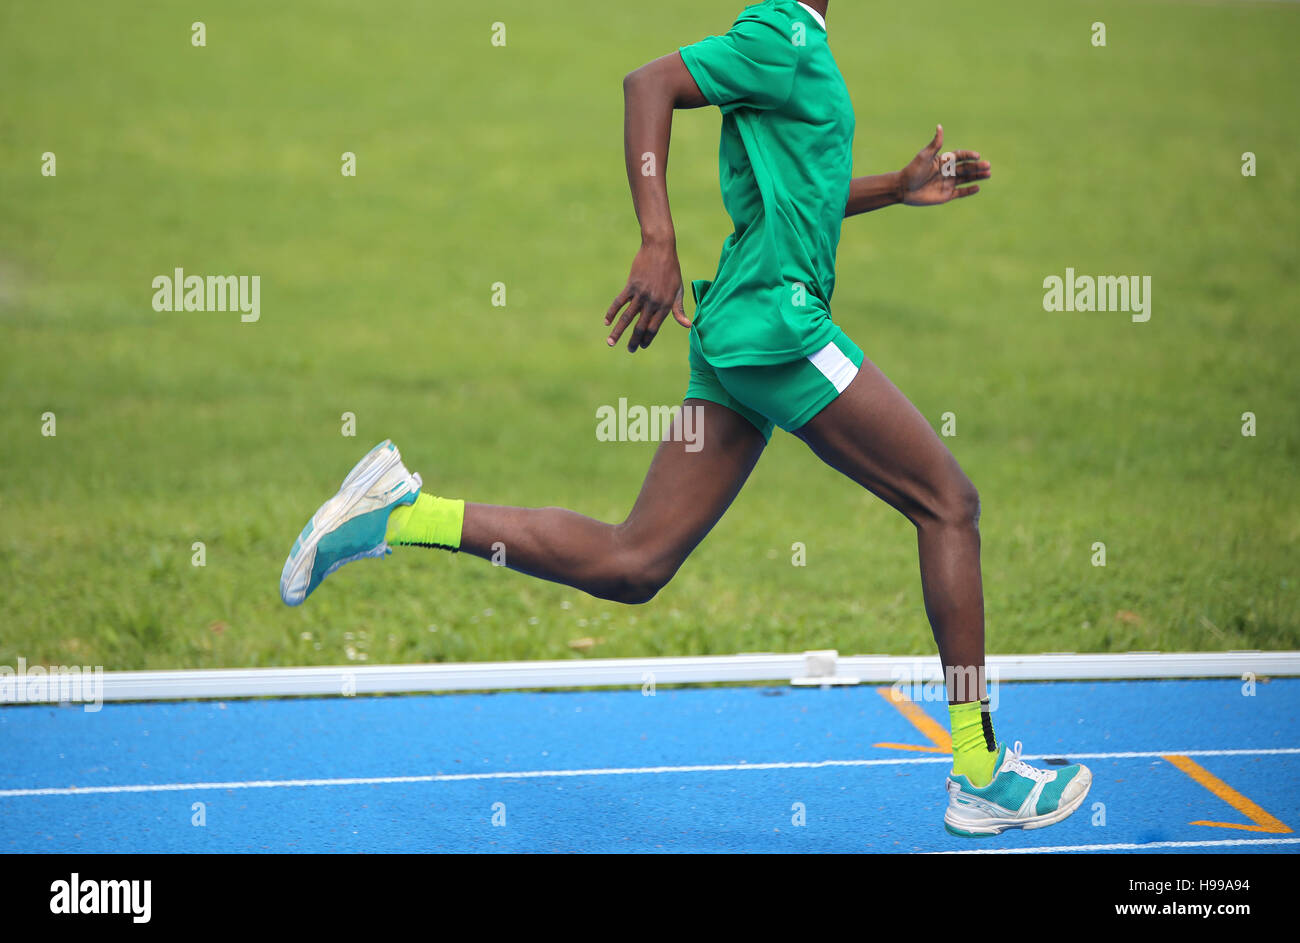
[793,357,986,703]
[794,355,1094,831]
[459,399,766,604]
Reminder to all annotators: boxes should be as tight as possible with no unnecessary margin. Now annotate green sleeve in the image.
[679,7,800,113]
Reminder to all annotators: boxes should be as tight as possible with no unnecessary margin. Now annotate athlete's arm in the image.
[844,172,907,216]
[605,53,708,353]
[845,124,992,218]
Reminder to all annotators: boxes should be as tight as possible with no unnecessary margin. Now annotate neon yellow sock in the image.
[385,493,465,550]
[948,698,999,787]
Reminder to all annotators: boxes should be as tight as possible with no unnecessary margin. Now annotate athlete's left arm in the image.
[844,124,991,218]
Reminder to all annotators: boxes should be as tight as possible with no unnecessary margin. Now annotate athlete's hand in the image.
[605,240,692,353]
[899,124,991,206]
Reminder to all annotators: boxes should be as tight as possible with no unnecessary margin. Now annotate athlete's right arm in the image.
[604,53,708,353]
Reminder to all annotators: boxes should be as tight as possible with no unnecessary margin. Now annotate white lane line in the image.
[1031,748,1300,760]
[2,747,1297,799]
[934,838,1300,854]
[0,758,949,797]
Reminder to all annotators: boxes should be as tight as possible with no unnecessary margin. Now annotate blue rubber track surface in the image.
[2,679,1297,853]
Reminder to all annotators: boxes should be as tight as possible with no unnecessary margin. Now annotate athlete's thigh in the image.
[793,356,969,524]
[619,398,766,563]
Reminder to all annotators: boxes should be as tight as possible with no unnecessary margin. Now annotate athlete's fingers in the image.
[957,164,991,182]
[627,304,662,352]
[672,291,692,329]
[953,184,981,199]
[608,297,643,346]
[605,286,633,326]
[631,302,672,351]
[638,307,672,350]
[951,149,981,163]
[924,123,943,156]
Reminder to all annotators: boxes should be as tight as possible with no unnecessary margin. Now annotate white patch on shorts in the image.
[806,341,857,393]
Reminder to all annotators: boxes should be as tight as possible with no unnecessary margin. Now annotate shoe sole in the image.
[279,441,405,606]
[944,766,1093,837]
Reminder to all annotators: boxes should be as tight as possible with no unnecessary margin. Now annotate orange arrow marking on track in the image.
[873,686,952,753]
[1164,754,1292,833]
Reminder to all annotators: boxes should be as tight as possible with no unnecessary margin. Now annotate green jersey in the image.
[679,0,855,367]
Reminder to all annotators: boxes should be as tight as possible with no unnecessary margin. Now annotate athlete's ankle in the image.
[948,698,998,786]
[386,493,465,550]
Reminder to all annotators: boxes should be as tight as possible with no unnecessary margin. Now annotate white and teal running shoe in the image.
[944,741,1092,837]
[279,440,421,606]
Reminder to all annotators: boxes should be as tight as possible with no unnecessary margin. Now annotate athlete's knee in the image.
[944,477,981,529]
[606,575,666,605]
[917,473,980,531]
[599,538,679,605]
[598,574,669,605]
[608,559,676,605]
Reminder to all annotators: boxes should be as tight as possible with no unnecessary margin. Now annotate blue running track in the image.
[2,679,1297,853]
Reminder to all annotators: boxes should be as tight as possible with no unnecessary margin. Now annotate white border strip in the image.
[935,838,1300,854]
[3,650,1297,704]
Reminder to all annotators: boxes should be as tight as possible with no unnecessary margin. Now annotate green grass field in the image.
[2,0,1297,671]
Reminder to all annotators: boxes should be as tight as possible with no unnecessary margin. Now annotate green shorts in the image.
[684,325,865,441]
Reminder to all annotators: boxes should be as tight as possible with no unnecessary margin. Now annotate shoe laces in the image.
[1005,740,1052,783]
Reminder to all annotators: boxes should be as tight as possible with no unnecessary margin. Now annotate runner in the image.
[280,0,1090,836]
